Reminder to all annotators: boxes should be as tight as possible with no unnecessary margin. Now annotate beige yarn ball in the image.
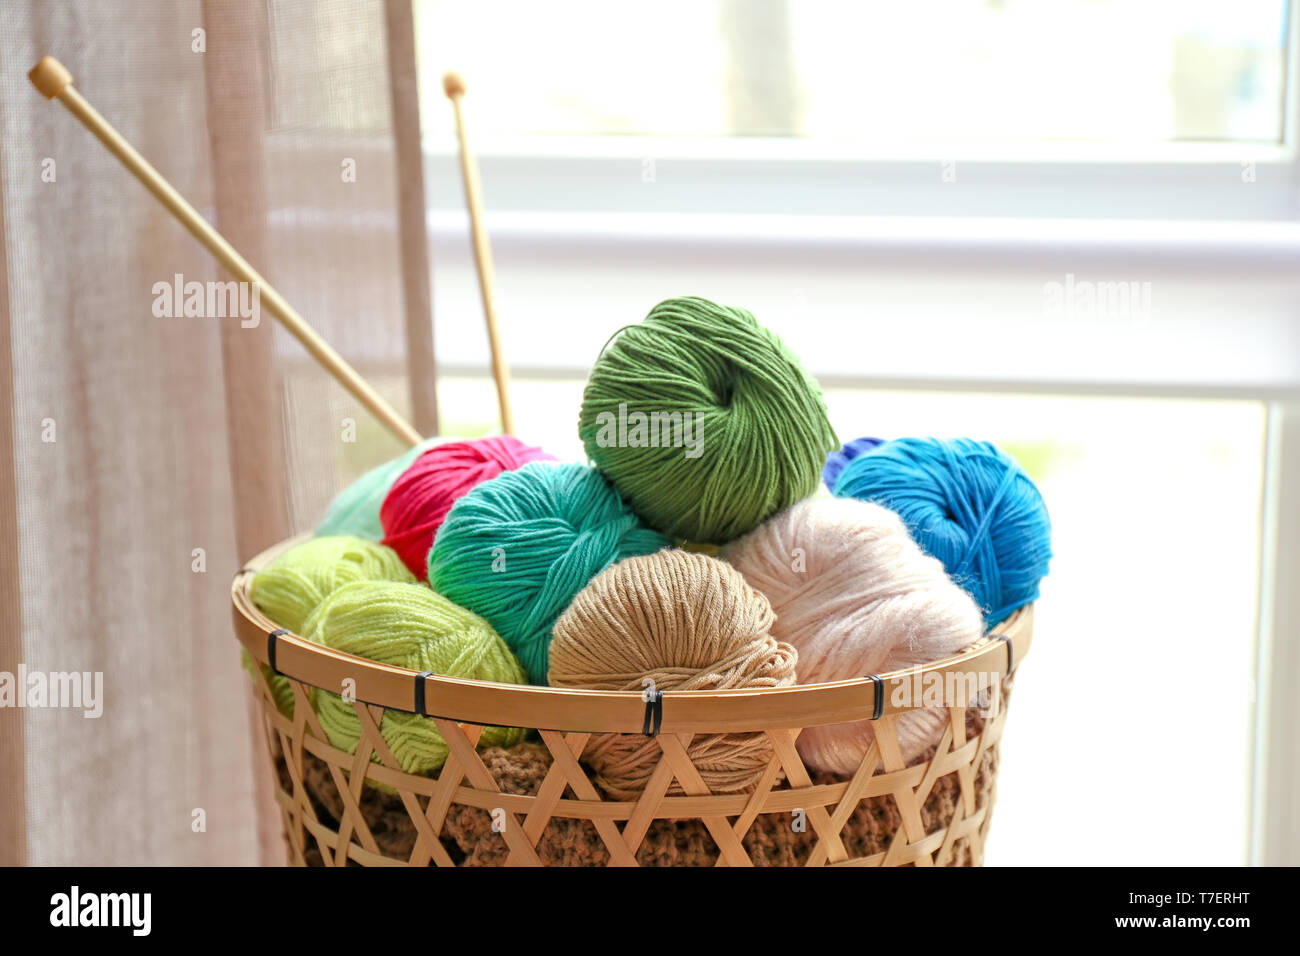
[720,496,984,775]
[548,549,798,799]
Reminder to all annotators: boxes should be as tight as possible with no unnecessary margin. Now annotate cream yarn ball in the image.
[720,495,984,775]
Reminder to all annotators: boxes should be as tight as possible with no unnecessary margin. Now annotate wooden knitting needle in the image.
[28,55,424,449]
[442,71,515,436]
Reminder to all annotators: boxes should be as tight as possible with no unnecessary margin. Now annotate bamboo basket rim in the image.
[232,533,1033,735]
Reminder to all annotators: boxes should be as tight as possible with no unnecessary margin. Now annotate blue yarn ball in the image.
[832,437,1051,628]
[822,436,885,491]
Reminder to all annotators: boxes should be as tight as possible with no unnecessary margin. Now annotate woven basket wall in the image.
[233,537,1032,867]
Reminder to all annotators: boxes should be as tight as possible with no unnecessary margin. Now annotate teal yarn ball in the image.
[304,580,527,777]
[428,461,673,684]
[578,296,838,543]
[316,437,443,540]
[832,437,1052,629]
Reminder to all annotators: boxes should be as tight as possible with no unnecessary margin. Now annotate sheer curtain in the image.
[0,0,434,865]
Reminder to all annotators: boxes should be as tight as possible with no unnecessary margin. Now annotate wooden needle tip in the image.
[29,55,73,99]
[442,71,466,99]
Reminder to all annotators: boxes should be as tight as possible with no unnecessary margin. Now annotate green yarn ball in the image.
[304,580,527,776]
[428,461,672,684]
[579,296,838,543]
[247,535,414,717]
[250,534,415,634]
[316,437,443,540]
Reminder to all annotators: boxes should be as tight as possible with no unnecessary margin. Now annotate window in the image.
[411,0,1300,865]
[416,0,1290,147]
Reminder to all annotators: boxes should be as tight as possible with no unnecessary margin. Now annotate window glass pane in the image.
[416,0,1289,146]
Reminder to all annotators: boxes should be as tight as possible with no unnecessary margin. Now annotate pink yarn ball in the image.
[720,495,984,775]
[381,436,555,579]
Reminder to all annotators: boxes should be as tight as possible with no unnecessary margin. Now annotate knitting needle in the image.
[442,71,515,436]
[28,55,424,449]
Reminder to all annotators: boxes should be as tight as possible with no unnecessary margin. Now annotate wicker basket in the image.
[233,535,1033,867]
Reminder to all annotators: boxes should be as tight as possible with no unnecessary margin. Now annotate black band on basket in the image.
[867,674,884,720]
[642,689,663,737]
[995,634,1014,673]
[413,671,433,717]
[267,628,288,674]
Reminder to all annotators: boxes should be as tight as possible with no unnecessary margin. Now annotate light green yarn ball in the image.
[316,437,443,540]
[251,535,414,634]
[246,535,415,717]
[304,580,527,776]
[240,648,297,717]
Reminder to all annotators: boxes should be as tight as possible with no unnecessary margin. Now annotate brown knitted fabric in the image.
[286,705,997,867]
